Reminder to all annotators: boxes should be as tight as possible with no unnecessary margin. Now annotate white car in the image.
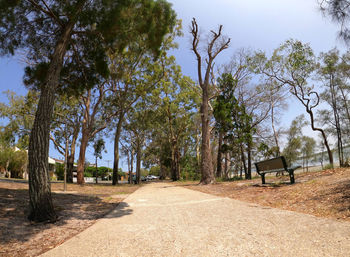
[146,175,159,180]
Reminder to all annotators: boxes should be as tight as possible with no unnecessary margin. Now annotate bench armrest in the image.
[288,165,301,172]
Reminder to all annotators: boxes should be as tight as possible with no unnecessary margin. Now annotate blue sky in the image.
[0,0,346,169]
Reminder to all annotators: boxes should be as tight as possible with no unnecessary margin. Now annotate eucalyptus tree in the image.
[254,39,334,166]
[93,138,106,184]
[317,49,346,166]
[147,56,198,181]
[190,18,230,184]
[214,49,271,179]
[106,22,181,185]
[50,94,82,182]
[282,115,307,166]
[123,103,153,184]
[301,136,316,172]
[0,90,38,149]
[0,0,175,221]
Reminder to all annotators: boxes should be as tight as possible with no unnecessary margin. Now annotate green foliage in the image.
[149,165,160,176]
[181,171,201,181]
[214,73,255,152]
[323,163,334,170]
[302,136,316,161]
[84,166,112,178]
[55,163,64,181]
[93,138,106,160]
[258,143,280,159]
[282,115,307,166]
[320,0,350,43]
[0,147,27,178]
[0,90,38,149]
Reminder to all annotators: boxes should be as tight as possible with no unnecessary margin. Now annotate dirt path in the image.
[41,182,350,257]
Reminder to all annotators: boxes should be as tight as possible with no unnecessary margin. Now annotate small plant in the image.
[323,163,334,170]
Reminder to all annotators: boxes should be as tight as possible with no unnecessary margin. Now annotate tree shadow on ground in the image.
[0,187,133,244]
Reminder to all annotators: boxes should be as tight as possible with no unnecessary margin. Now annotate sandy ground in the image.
[40,182,350,257]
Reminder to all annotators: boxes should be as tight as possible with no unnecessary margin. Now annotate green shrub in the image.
[323,163,334,170]
[55,163,64,180]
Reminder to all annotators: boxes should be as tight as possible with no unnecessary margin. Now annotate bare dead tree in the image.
[190,18,230,184]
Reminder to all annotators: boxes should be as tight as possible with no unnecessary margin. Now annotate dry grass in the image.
[178,168,350,222]
[0,181,139,257]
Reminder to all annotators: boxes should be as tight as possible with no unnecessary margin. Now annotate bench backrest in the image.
[255,156,287,174]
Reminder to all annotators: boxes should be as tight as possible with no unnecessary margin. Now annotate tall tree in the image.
[190,18,230,184]
[320,0,350,43]
[254,39,334,167]
[318,49,345,166]
[0,0,176,222]
[301,136,316,172]
[93,138,105,184]
[282,115,307,166]
[50,94,82,183]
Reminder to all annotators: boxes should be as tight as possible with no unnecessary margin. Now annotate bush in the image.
[149,165,160,176]
[55,163,64,180]
[181,170,201,181]
[323,163,334,170]
[84,166,112,178]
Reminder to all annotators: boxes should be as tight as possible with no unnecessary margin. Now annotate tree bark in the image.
[216,131,223,178]
[306,108,333,166]
[67,154,74,183]
[159,163,166,180]
[271,103,280,156]
[112,113,124,185]
[28,20,76,222]
[76,126,89,184]
[200,85,215,184]
[240,143,248,179]
[67,120,80,183]
[136,140,141,184]
[190,18,229,184]
[247,141,252,180]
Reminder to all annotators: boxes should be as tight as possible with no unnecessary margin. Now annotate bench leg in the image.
[261,174,265,184]
[289,171,295,184]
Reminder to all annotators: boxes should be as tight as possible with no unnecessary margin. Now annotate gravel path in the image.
[41,182,350,257]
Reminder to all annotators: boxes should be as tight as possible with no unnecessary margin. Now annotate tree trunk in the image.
[76,127,89,185]
[28,21,75,222]
[216,131,223,178]
[112,113,124,185]
[306,109,333,166]
[95,156,98,184]
[240,144,248,179]
[271,103,280,156]
[28,85,57,222]
[159,163,165,180]
[329,76,344,167]
[175,146,180,180]
[247,142,252,180]
[128,149,134,184]
[67,122,80,183]
[224,152,229,179]
[67,154,74,183]
[136,141,141,184]
[200,87,215,184]
[196,133,201,168]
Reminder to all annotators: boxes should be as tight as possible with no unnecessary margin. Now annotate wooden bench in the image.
[254,156,301,184]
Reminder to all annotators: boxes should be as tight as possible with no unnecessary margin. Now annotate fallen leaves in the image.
[183,168,350,222]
